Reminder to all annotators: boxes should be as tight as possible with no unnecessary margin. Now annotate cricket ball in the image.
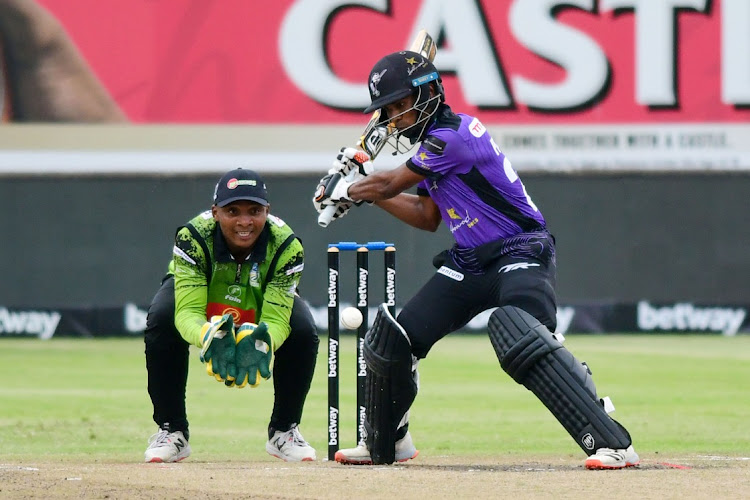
[340,307,363,329]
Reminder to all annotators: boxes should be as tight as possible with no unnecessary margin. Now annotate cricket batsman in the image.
[313,49,639,469]
[144,168,319,462]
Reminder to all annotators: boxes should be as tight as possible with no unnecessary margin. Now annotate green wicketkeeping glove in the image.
[229,322,273,388]
[199,314,237,383]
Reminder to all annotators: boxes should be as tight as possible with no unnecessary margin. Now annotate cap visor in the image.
[216,196,268,207]
[363,89,413,114]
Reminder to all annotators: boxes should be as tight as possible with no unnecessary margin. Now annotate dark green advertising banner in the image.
[1,172,749,314]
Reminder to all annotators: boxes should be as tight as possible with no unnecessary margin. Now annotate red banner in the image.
[36,0,750,124]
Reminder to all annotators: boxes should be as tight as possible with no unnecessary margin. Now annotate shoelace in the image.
[287,426,309,447]
[147,429,171,447]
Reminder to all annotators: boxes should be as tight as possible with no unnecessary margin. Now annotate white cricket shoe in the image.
[266,424,316,462]
[585,445,640,469]
[334,431,419,465]
[144,429,191,463]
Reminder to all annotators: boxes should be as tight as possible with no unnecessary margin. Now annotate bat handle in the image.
[318,204,337,227]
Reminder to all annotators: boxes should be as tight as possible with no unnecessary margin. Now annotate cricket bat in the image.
[318,29,437,227]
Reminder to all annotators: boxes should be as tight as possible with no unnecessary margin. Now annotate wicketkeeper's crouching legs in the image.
[268,295,319,437]
[144,275,320,462]
[488,305,637,465]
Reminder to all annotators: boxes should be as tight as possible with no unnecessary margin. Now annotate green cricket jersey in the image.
[168,210,304,350]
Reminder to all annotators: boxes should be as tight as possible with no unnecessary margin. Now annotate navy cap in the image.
[213,168,268,207]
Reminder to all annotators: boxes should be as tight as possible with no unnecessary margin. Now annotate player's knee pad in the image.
[364,304,418,464]
[488,305,631,455]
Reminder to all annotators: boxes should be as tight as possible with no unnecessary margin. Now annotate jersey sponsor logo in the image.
[224,294,241,303]
[423,136,446,155]
[468,117,486,137]
[249,262,260,288]
[446,208,462,220]
[498,262,541,273]
[437,266,464,281]
[173,245,196,265]
[447,208,479,232]
[413,154,432,171]
[206,303,255,324]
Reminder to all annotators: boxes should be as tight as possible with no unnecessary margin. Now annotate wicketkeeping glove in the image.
[199,314,237,383]
[229,322,273,388]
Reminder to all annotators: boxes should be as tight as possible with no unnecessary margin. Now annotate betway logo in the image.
[358,337,366,376]
[385,268,396,306]
[124,303,148,333]
[327,268,338,307]
[328,338,338,377]
[328,406,338,445]
[357,268,368,307]
[637,301,746,336]
[0,307,61,339]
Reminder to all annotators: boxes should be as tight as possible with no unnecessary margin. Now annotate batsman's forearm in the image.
[375,194,441,231]
[347,172,404,202]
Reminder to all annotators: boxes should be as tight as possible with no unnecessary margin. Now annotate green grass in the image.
[0,335,748,462]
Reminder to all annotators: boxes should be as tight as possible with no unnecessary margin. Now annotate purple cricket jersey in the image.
[407,107,546,249]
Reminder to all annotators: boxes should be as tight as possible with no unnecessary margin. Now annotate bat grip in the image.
[318,204,337,227]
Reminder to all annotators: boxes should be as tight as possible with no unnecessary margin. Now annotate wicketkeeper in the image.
[144,168,319,463]
[314,50,639,469]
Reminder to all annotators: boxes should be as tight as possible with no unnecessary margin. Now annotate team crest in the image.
[370,69,387,97]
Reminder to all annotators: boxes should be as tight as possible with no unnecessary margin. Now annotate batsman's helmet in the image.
[364,50,444,145]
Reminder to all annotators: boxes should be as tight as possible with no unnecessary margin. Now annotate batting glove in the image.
[199,314,237,383]
[330,147,374,177]
[230,322,274,388]
[315,172,355,203]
